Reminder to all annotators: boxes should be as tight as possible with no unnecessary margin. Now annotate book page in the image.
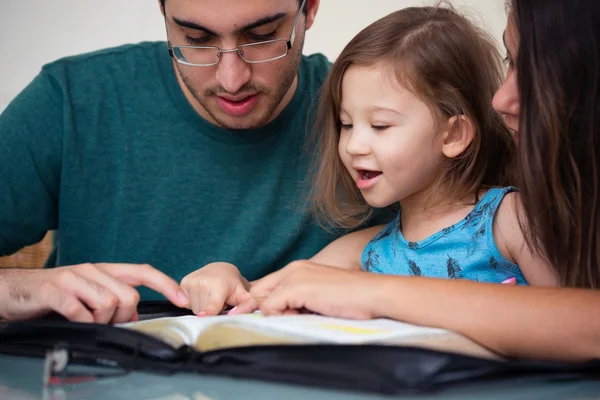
[121,312,448,347]
[120,312,266,347]
[220,314,449,343]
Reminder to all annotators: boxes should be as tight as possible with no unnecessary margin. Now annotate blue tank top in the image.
[361,187,527,284]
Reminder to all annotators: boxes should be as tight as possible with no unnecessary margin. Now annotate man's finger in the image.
[97,263,188,307]
[40,283,94,323]
[76,265,139,323]
[55,271,120,323]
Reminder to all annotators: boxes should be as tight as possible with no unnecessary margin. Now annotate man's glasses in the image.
[167,0,307,67]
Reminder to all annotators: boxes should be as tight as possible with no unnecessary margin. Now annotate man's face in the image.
[163,0,314,131]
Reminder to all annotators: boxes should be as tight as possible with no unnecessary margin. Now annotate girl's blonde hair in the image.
[309,6,515,230]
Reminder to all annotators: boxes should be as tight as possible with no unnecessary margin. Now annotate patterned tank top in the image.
[361,187,527,284]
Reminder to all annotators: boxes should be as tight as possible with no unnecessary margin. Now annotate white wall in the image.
[0,0,507,113]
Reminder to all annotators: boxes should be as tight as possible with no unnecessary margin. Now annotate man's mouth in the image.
[216,94,259,117]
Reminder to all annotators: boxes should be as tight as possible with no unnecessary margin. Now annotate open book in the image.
[120,313,497,359]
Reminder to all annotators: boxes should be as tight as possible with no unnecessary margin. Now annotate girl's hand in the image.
[233,260,384,319]
[180,262,251,316]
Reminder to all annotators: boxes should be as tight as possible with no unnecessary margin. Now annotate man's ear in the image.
[441,115,475,159]
[305,0,320,30]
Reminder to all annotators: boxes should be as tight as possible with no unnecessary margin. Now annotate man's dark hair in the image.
[160,0,306,14]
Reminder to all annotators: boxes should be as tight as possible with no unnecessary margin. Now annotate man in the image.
[0,0,335,323]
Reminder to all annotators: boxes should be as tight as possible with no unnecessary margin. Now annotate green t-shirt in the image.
[0,42,339,299]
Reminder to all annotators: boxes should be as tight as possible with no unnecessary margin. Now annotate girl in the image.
[301,6,556,286]
[245,0,600,361]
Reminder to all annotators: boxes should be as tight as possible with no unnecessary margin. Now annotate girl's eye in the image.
[339,123,353,130]
[372,125,390,131]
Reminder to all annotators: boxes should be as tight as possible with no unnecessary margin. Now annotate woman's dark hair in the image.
[512,0,600,288]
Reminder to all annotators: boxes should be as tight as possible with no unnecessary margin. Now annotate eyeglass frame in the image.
[166,0,307,67]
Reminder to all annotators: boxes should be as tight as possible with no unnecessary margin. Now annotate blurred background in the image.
[0,0,507,113]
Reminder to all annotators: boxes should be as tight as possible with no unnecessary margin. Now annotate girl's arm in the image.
[309,224,386,270]
[493,192,559,286]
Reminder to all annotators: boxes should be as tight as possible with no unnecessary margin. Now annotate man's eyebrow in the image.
[172,13,287,36]
[236,13,287,34]
[173,17,217,36]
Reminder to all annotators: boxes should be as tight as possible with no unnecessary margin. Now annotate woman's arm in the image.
[375,276,600,361]
[249,262,600,361]
[309,224,385,270]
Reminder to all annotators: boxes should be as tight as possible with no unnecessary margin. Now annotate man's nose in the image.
[215,50,252,94]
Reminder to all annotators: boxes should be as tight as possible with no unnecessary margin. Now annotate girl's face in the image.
[492,14,520,142]
[337,64,447,209]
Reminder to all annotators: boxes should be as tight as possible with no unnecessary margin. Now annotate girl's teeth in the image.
[364,172,370,179]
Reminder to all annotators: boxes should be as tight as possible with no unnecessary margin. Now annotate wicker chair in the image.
[0,232,53,268]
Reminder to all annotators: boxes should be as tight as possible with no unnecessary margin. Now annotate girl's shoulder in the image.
[492,190,559,285]
[487,187,520,258]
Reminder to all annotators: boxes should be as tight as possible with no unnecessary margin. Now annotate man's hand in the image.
[0,263,189,324]
[180,262,251,316]
[233,260,383,319]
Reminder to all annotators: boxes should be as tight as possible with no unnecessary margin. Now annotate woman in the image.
[245,0,600,361]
